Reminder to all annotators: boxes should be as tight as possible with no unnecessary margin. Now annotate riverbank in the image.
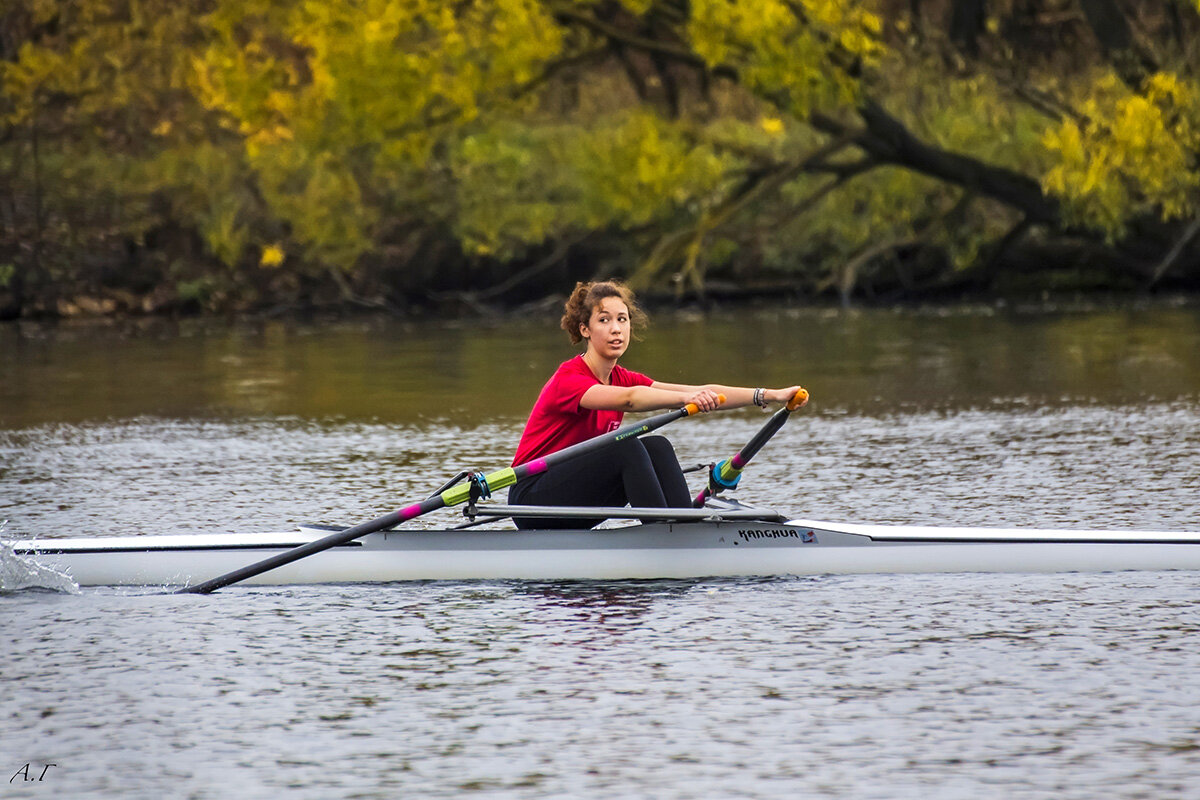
[5,274,1200,326]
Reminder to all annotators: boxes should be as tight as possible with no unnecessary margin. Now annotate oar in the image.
[178,397,722,594]
[693,387,809,507]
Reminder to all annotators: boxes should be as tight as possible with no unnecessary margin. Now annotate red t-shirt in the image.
[512,355,654,466]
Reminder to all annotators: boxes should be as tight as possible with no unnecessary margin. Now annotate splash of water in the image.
[0,523,81,594]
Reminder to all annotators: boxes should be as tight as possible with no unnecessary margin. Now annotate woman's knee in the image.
[611,437,655,469]
[640,435,677,459]
[641,436,681,472]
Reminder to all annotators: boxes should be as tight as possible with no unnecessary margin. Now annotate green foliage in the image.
[193,0,565,271]
[450,112,732,257]
[1042,71,1200,238]
[4,0,1200,313]
[886,59,1053,176]
[0,0,893,304]
[450,122,580,257]
[854,58,1051,270]
[687,0,883,116]
[147,142,259,268]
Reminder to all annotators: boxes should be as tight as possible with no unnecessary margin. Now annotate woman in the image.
[508,280,805,529]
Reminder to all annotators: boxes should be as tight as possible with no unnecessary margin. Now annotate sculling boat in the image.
[9,499,1200,587]
[8,390,1198,589]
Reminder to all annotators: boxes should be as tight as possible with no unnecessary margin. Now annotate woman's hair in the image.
[560,280,648,345]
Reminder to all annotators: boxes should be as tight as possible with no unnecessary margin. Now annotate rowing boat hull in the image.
[11,518,1200,587]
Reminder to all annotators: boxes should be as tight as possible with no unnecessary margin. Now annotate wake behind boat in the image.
[10,498,1200,587]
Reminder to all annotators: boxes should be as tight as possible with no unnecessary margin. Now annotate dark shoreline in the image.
[4,288,1198,337]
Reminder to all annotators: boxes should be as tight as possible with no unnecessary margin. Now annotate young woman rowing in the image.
[508,280,806,528]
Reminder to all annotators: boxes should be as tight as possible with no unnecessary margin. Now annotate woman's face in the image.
[581,296,631,360]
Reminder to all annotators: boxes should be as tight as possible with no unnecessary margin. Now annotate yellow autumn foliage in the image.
[1042,71,1200,237]
[6,0,1199,308]
[688,0,882,116]
[451,112,730,256]
[260,244,286,268]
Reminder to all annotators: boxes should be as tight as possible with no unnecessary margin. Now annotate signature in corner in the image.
[10,763,57,783]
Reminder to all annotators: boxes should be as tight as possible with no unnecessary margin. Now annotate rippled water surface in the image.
[2,306,1200,798]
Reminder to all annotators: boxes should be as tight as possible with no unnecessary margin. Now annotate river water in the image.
[2,303,1199,798]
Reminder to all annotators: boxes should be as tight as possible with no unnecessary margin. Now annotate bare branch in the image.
[814,101,1061,226]
[631,133,866,289]
[1150,216,1200,286]
[551,6,739,81]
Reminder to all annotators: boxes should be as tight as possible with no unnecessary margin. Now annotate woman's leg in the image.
[508,438,669,529]
[640,435,692,508]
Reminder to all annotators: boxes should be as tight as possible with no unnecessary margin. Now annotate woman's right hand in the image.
[686,388,723,412]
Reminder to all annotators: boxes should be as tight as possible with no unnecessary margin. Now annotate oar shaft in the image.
[178,400,710,594]
[175,507,414,595]
[731,409,791,465]
[694,387,808,506]
[698,411,787,498]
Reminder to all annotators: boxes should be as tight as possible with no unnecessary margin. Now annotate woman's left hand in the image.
[767,386,808,407]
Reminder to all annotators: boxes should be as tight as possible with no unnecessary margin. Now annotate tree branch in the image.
[1150,216,1200,286]
[552,7,707,70]
[551,6,738,81]
[474,235,584,300]
[1078,0,1157,89]
[631,134,864,289]
[812,100,1061,226]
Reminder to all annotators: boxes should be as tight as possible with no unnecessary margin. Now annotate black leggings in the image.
[508,436,691,529]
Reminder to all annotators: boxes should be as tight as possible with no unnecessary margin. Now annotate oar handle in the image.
[683,393,725,416]
[786,387,810,412]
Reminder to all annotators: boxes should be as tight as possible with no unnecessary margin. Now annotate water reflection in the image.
[518,580,693,628]
[3,305,1200,428]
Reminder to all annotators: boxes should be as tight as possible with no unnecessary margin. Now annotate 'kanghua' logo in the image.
[738,528,816,543]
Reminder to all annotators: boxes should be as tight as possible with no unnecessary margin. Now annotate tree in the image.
[0,0,228,310]
[2,0,1199,316]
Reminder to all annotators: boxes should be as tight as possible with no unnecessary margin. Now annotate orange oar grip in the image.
[786,387,810,411]
[684,394,726,416]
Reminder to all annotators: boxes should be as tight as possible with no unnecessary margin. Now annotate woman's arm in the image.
[580,384,723,413]
[581,382,805,412]
[650,382,805,410]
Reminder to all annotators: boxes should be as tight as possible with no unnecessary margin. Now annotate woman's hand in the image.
[767,386,808,408]
[686,388,724,412]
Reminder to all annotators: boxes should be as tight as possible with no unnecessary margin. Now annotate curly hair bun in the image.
[559,280,648,345]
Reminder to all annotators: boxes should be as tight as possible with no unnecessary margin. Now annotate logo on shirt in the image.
[606,420,620,433]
